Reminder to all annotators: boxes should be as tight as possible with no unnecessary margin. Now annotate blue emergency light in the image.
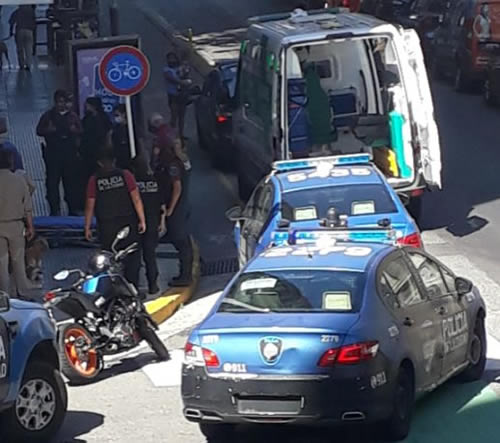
[272,153,372,173]
[271,227,396,246]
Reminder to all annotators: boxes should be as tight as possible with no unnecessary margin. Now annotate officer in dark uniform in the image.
[131,155,166,295]
[156,146,193,287]
[84,149,146,287]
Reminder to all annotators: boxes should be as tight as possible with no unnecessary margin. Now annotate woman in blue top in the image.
[163,52,192,140]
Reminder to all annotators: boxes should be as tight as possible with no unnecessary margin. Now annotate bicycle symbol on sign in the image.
[107,61,142,83]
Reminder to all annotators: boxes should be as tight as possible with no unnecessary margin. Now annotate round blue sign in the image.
[99,46,150,96]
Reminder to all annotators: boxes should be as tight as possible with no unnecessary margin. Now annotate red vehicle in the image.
[431,0,500,91]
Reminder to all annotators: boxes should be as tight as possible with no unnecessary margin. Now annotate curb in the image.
[139,4,215,77]
[145,236,200,325]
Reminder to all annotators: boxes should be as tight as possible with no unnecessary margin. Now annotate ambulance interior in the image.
[285,36,414,185]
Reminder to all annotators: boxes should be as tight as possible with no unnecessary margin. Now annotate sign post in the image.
[99,45,150,160]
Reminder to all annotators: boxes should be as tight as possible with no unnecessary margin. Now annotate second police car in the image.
[181,233,486,441]
[226,154,422,268]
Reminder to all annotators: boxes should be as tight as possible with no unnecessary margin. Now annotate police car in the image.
[226,154,422,268]
[0,292,67,442]
[181,233,486,441]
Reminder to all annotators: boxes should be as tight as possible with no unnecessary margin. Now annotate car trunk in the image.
[282,29,441,190]
[198,312,359,375]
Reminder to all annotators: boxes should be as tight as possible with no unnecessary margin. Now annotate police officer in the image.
[84,149,146,287]
[156,143,192,287]
[131,155,166,295]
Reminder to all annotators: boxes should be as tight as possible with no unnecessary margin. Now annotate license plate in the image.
[237,398,301,415]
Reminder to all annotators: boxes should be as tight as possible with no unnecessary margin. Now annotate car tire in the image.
[458,316,486,382]
[454,64,470,92]
[59,323,102,385]
[483,78,497,107]
[199,423,235,440]
[196,118,208,151]
[383,365,415,441]
[1,361,67,443]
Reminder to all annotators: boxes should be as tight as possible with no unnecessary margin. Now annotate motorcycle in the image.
[44,227,169,385]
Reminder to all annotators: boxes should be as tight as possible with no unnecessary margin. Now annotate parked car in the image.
[195,60,238,170]
[431,0,500,91]
[181,237,486,441]
[226,154,422,268]
[0,292,67,442]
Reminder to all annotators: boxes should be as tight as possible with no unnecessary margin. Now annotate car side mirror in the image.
[0,291,9,313]
[456,277,473,296]
[278,219,290,229]
[226,206,244,222]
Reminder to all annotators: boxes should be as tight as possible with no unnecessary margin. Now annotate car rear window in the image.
[221,64,238,98]
[218,270,366,313]
[282,184,397,221]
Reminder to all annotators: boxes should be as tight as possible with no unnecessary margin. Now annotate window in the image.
[378,273,399,311]
[282,184,397,221]
[407,252,449,299]
[219,269,367,313]
[254,185,274,224]
[382,256,424,307]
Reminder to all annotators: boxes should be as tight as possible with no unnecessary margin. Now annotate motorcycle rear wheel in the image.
[59,323,102,385]
[136,317,170,361]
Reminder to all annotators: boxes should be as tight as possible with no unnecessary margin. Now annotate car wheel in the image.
[196,117,208,151]
[458,316,486,382]
[383,365,414,441]
[1,362,67,443]
[199,423,235,440]
[483,78,497,107]
[454,64,470,92]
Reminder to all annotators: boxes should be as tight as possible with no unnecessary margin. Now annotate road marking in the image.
[142,349,184,387]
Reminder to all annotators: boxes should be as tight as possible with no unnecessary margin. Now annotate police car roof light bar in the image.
[272,153,372,173]
[271,226,397,247]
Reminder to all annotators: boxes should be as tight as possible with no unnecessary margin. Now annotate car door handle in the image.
[436,306,447,316]
[403,317,414,327]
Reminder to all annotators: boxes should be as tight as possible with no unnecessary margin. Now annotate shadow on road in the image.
[56,410,105,442]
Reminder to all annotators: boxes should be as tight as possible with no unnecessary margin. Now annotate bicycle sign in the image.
[99,45,150,96]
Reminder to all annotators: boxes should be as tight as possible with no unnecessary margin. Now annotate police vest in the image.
[136,173,162,218]
[95,169,134,221]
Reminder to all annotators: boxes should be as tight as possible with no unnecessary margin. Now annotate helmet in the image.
[88,251,113,274]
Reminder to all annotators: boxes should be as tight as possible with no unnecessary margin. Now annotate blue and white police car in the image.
[0,292,67,442]
[226,154,422,268]
[181,233,486,441]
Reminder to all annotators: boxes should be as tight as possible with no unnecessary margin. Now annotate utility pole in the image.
[110,0,119,36]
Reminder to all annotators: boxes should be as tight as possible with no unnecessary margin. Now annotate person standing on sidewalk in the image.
[37,89,83,216]
[0,148,35,297]
[131,155,166,295]
[81,97,112,178]
[84,149,146,287]
[9,5,36,71]
[163,53,192,140]
[156,144,193,287]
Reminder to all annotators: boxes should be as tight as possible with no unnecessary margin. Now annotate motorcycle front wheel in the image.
[59,323,103,385]
[136,317,170,361]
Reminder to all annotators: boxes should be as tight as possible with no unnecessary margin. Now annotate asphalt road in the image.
[54,1,500,442]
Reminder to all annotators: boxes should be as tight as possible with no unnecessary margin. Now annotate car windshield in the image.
[218,269,366,313]
[282,184,397,222]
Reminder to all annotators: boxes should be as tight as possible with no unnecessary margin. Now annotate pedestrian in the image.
[9,5,36,71]
[131,155,166,295]
[148,112,178,170]
[155,144,193,287]
[0,148,35,297]
[111,104,143,171]
[81,97,112,178]
[36,89,83,216]
[84,148,146,287]
[163,52,192,140]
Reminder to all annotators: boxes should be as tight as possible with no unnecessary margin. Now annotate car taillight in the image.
[216,113,230,123]
[397,232,422,248]
[44,292,56,302]
[318,341,379,367]
[410,189,424,197]
[184,342,220,367]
